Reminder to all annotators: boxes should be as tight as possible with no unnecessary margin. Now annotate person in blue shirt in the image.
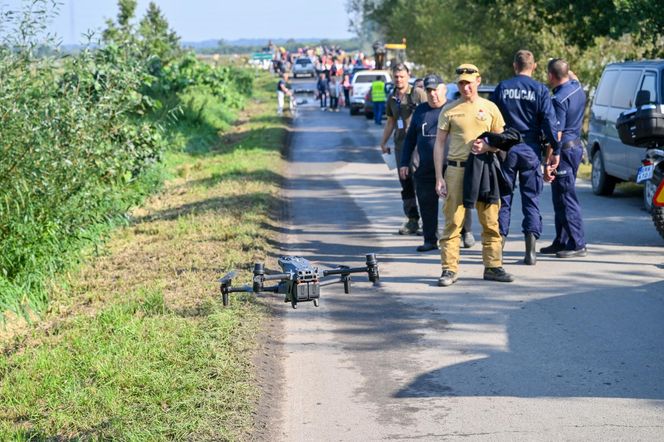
[542,58,587,258]
[399,74,447,252]
[491,50,560,265]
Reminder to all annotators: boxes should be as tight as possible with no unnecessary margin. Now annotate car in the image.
[292,57,316,78]
[349,70,392,116]
[587,60,664,208]
[445,83,496,101]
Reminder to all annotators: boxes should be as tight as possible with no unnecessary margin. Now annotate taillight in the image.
[643,159,653,166]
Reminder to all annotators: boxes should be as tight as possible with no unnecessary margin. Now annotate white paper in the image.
[382,151,397,170]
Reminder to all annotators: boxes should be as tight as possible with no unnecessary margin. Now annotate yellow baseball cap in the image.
[456,63,480,83]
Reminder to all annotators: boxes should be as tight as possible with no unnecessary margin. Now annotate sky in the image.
[1,0,355,45]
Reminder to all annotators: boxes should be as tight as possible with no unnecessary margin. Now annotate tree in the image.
[138,2,180,62]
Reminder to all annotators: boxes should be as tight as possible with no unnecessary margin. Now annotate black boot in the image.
[524,233,536,265]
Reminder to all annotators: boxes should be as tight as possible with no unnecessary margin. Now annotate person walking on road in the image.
[329,76,341,112]
[400,74,447,251]
[316,72,330,111]
[371,76,387,125]
[541,58,588,258]
[490,50,561,265]
[276,72,293,115]
[434,63,514,286]
[379,63,427,235]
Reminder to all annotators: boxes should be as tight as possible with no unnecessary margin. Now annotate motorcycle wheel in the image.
[652,206,664,240]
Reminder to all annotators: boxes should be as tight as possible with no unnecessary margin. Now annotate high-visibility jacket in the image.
[371,80,386,102]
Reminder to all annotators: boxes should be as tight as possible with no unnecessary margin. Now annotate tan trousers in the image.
[439,165,502,273]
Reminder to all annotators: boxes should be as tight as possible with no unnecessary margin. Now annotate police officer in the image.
[491,50,560,265]
[541,58,587,257]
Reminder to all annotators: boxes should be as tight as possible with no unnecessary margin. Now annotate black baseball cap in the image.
[423,74,444,90]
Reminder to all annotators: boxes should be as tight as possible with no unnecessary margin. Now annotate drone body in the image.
[220,253,379,308]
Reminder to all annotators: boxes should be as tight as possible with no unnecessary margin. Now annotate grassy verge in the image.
[0,71,288,440]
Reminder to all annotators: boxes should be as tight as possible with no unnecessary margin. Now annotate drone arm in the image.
[263,272,292,281]
[319,277,343,287]
[322,266,366,277]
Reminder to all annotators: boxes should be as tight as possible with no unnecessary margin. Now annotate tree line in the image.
[347,0,663,87]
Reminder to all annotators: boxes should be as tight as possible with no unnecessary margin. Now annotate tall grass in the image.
[0,3,253,318]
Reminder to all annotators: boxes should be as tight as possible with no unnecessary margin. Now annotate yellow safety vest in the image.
[371,81,386,102]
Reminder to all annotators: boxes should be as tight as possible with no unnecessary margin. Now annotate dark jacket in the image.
[462,128,523,208]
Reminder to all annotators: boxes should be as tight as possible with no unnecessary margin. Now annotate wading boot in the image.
[524,233,536,265]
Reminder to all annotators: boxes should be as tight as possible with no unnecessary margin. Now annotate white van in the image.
[588,60,664,207]
[349,70,391,115]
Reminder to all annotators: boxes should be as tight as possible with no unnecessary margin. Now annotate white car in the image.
[349,70,391,115]
[292,57,316,78]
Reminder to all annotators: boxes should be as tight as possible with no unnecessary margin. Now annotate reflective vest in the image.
[371,81,386,102]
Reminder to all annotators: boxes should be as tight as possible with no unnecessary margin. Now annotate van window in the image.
[594,70,618,106]
[610,70,642,108]
[354,75,386,83]
[639,72,657,103]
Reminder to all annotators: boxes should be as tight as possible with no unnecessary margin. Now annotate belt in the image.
[562,139,582,149]
[448,160,466,167]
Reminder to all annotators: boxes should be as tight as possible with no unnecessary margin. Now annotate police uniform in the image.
[491,75,559,238]
[549,79,587,254]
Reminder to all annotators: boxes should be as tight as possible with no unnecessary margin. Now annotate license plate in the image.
[636,164,654,183]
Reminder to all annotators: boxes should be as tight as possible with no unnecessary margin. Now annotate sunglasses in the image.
[455,67,478,75]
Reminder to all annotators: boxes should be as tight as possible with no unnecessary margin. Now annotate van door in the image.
[605,69,643,180]
[625,71,659,174]
[589,70,616,168]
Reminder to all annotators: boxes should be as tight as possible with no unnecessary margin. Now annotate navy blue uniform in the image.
[401,102,443,245]
[550,79,586,251]
[491,74,559,239]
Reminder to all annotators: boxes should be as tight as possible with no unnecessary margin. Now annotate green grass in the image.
[1,290,260,440]
[0,71,287,440]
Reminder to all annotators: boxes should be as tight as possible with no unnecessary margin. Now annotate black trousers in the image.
[414,175,437,244]
[400,171,420,220]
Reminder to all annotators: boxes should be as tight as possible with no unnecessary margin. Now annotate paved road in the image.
[274,78,664,441]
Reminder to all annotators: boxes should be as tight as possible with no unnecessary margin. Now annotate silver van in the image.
[588,60,664,207]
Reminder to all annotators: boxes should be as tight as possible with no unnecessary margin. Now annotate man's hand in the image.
[399,166,409,180]
[548,154,560,170]
[436,178,447,198]
[543,167,555,183]
[380,144,391,154]
[472,138,495,155]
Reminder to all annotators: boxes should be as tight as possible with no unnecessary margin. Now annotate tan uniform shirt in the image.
[438,97,505,161]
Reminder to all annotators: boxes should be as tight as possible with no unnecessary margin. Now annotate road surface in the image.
[269,77,664,441]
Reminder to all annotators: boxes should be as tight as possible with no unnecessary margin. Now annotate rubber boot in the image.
[524,233,536,265]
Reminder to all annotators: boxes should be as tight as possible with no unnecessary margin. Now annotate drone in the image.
[219,253,380,309]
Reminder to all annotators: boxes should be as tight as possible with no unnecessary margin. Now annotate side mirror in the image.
[635,90,651,107]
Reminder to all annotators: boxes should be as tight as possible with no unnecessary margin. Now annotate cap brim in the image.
[457,73,479,83]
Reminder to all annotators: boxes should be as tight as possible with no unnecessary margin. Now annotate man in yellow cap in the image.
[433,64,514,286]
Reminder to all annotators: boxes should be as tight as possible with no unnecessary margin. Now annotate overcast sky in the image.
[1,0,355,44]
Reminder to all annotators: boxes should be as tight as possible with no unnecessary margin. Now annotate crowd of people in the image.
[274,44,375,114]
[274,46,587,288]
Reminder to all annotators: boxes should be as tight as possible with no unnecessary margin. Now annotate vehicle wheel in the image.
[350,107,359,116]
[652,205,664,240]
[643,178,657,212]
[591,150,617,196]
[365,112,372,120]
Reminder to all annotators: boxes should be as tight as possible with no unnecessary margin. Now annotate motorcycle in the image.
[617,90,664,240]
